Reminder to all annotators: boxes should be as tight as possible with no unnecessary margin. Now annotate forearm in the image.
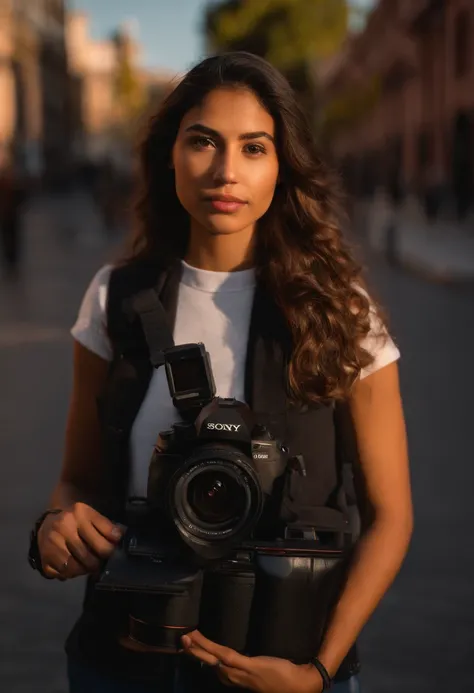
[317,513,412,676]
[48,479,102,510]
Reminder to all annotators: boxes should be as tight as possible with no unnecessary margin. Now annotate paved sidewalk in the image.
[0,191,121,692]
[0,189,122,326]
[354,195,474,283]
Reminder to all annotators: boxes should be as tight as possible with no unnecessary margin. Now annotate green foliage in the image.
[321,75,381,136]
[115,51,145,121]
[205,0,350,70]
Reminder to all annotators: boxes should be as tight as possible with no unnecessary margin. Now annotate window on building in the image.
[454,10,471,78]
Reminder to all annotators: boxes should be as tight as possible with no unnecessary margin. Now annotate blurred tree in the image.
[321,75,381,137]
[113,33,145,137]
[205,0,350,71]
[203,0,364,127]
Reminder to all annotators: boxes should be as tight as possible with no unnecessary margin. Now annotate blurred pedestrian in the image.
[28,53,412,693]
[0,150,27,278]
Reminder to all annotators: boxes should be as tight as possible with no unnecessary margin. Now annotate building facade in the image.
[0,4,174,183]
[0,0,70,181]
[66,13,175,173]
[321,0,474,219]
[66,12,122,168]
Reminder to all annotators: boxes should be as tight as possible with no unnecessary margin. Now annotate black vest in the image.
[65,259,361,684]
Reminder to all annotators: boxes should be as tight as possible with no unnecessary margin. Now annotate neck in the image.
[185,222,255,272]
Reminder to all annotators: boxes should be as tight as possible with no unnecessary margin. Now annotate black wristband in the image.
[310,657,332,690]
[28,509,63,577]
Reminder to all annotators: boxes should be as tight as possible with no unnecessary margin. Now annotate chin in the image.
[203,216,253,236]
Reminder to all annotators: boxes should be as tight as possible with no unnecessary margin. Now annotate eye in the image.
[244,143,266,156]
[189,135,215,150]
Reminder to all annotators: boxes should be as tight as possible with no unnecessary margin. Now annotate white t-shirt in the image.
[71,261,400,496]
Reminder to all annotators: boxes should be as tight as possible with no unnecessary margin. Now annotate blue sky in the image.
[71,0,216,75]
[71,0,375,74]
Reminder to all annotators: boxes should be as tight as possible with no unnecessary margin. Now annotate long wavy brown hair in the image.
[124,52,385,404]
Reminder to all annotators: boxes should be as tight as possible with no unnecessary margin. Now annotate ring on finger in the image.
[61,554,71,576]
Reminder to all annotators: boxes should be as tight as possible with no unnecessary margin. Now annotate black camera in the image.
[96,343,347,662]
[147,395,289,561]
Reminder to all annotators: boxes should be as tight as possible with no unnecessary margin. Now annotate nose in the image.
[212,146,238,186]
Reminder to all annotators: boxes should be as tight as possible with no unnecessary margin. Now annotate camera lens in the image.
[171,451,264,558]
[187,470,247,525]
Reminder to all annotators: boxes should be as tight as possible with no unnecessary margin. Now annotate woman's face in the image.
[172,87,279,238]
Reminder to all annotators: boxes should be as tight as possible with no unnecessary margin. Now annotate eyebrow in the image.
[184,123,275,143]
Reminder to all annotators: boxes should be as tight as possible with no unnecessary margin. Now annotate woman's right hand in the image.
[37,502,125,580]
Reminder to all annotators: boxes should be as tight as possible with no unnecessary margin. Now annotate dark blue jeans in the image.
[68,658,361,693]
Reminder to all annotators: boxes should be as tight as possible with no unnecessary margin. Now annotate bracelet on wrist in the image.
[309,657,332,691]
[28,508,63,577]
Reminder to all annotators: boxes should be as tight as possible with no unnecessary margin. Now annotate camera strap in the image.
[130,289,175,367]
[245,285,289,442]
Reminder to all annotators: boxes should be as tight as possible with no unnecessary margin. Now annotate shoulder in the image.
[357,289,400,380]
[107,260,168,303]
[77,264,113,322]
[91,263,113,302]
[105,259,168,323]
[104,259,175,356]
[71,264,114,361]
[71,261,160,361]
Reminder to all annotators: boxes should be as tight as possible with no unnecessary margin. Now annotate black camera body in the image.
[146,396,288,562]
[96,343,347,662]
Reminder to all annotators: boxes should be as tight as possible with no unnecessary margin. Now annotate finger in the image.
[47,551,88,579]
[62,555,89,578]
[65,534,102,572]
[183,642,221,668]
[42,565,67,581]
[48,525,100,573]
[42,534,75,576]
[186,631,249,671]
[76,521,118,560]
[87,508,124,544]
[182,643,251,689]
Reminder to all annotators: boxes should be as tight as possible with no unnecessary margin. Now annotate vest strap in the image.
[129,289,175,367]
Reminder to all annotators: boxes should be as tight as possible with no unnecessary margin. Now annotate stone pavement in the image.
[355,194,474,283]
[356,256,474,693]
[1,193,474,692]
[0,191,120,693]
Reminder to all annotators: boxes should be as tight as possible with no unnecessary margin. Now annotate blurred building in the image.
[66,13,174,174]
[0,0,70,183]
[0,3,174,185]
[320,0,474,219]
[139,67,178,113]
[66,12,130,172]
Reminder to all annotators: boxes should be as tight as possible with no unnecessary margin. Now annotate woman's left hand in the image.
[182,630,323,693]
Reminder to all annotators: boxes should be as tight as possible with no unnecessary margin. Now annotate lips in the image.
[204,195,247,214]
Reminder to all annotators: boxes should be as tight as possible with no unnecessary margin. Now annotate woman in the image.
[31,52,413,693]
